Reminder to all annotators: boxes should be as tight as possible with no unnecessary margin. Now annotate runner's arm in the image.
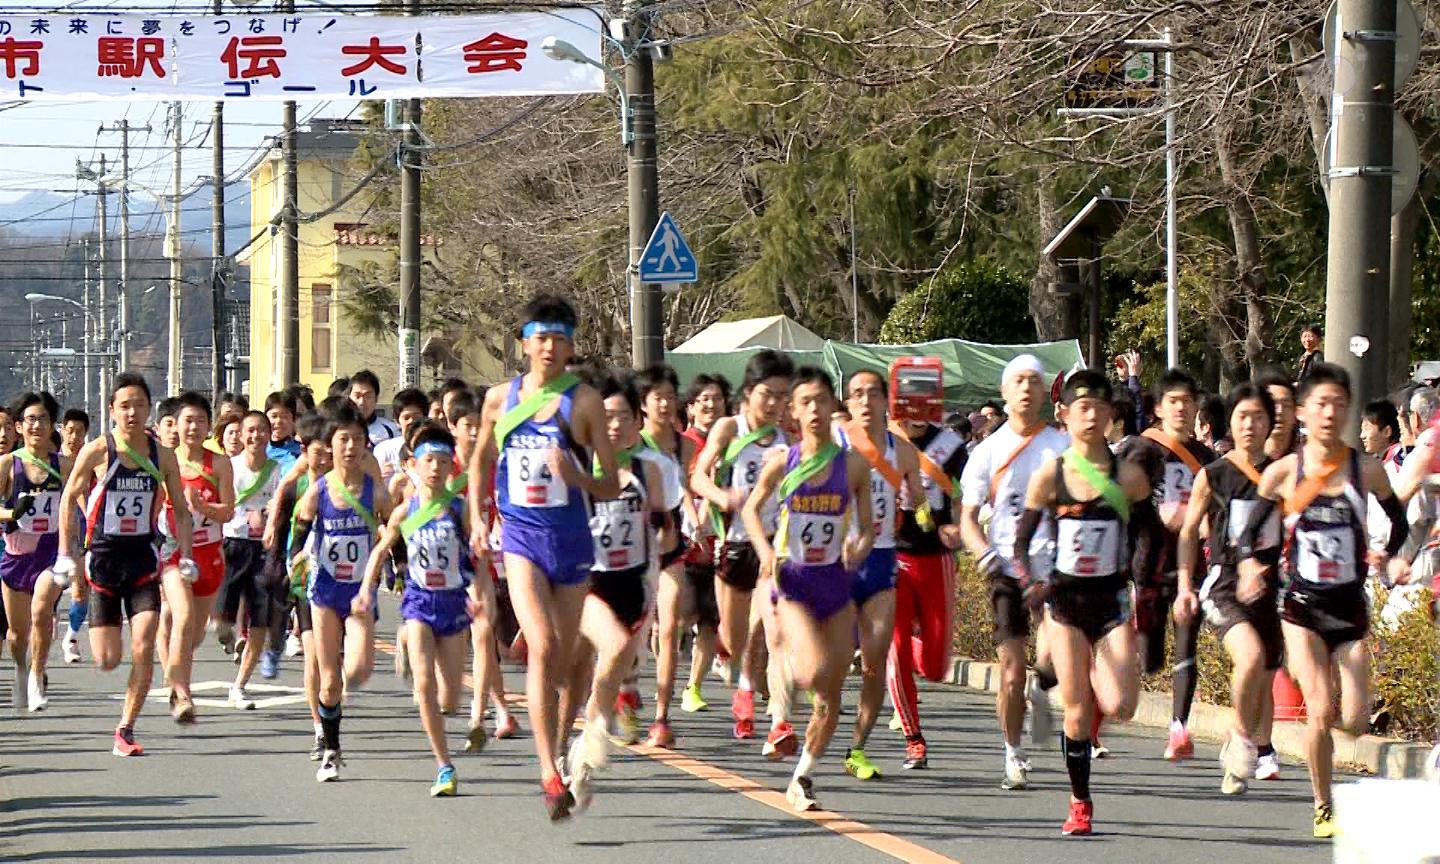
[1175,468,1211,597]
[1012,460,1056,586]
[0,454,14,522]
[1363,457,1409,558]
[740,449,786,566]
[158,447,195,559]
[846,450,875,565]
[361,505,406,595]
[689,418,738,511]
[57,441,101,558]
[957,443,993,563]
[289,483,321,565]
[678,434,703,534]
[1236,457,1291,561]
[572,385,621,500]
[193,457,236,524]
[467,385,504,549]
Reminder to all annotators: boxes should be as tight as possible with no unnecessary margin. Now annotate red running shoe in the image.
[902,735,928,770]
[112,725,144,757]
[543,774,574,822]
[732,689,755,739]
[645,720,675,749]
[1164,724,1194,761]
[1062,799,1093,836]
[763,722,799,761]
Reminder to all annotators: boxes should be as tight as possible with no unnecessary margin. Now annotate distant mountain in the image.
[0,187,252,253]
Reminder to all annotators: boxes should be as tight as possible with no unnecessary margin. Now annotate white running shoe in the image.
[1223,732,1258,781]
[1091,741,1111,760]
[567,735,595,813]
[285,632,303,658]
[27,671,46,712]
[316,749,342,782]
[1255,752,1281,781]
[786,776,818,812]
[1027,674,1053,745]
[229,685,257,710]
[1001,753,1030,790]
[63,637,81,664]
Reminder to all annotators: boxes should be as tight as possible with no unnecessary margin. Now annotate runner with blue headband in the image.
[466,292,621,821]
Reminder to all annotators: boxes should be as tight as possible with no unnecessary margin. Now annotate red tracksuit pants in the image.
[887,551,955,738]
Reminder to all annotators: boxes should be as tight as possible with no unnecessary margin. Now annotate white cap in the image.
[1001,354,1045,385]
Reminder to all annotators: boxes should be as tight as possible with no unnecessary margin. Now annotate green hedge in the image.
[950,554,1438,741]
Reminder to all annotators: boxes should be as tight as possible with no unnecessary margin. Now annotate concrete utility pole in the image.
[1323,0,1397,436]
[168,102,184,396]
[278,0,300,388]
[95,153,110,430]
[211,0,227,402]
[398,79,423,388]
[82,237,93,421]
[101,120,148,374]
[626,1,663,369]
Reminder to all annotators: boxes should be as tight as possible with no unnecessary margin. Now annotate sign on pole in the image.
[0,9,605,100]
[638,211,698,284]
[1063,48,1162,109]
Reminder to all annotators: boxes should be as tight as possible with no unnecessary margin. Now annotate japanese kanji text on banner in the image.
[0,9,604,100]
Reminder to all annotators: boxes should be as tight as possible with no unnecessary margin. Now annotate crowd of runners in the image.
[1,291,1437,841]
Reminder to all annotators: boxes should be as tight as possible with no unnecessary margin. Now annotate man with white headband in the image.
[467,293,620,822]
[960,354,1069,790]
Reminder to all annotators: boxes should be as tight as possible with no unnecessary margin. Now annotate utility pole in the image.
[168,102,184,396]
[626,1,662,369]
[102,119,147,375]
[398,98,422,390]
[277,0,300,388]
[82,237,93,423]
[1323,0,1397,437]
[95,153,110,430]
[210,0,227,402]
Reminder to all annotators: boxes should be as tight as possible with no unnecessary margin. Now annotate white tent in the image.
[671,315,825,353]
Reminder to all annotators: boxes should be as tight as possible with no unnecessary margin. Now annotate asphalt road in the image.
[0,602,1340,864]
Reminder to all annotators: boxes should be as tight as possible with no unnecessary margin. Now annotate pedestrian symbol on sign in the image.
[638,212,698,283]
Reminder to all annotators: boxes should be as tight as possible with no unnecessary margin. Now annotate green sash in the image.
[1062,449,1131,521]
[287,474,312,559]
[640,429,661,453]
[328,471,379,534]
[236,459,277,506]
[777,443,841,501]
[14,448,62,484]
[114,434,165,485]
[400,473,468,541]
[180,454,219,491]
[494,373,580,448]
[707,422,777,537]
[592,446,635,479]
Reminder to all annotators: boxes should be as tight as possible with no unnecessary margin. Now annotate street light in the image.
[24,293,83,309]
[541,37,631,145]
[25,293,89,409]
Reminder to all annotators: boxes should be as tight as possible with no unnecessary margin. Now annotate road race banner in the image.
[0,9,604,100]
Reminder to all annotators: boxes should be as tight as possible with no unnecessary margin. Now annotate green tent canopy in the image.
[666,338,1083,410]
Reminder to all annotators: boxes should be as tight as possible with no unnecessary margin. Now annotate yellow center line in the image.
[374,639,961,864]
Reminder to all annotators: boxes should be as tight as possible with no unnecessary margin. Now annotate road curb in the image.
[943,655,1431,779]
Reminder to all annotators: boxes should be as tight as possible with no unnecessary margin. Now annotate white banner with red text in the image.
[0,9,604,100]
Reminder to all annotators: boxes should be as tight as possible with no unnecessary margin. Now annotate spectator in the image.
[1360,399,1403,477]
[348,369,400,446]
[978,400,1003,433]
[1295,323,1323,387]
[1195,392,1230,454]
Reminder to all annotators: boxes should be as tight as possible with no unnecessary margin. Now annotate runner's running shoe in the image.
[544,773,575,821]
[309,734,325,762]
[229,685,257,711]
[732,688,755,739]
[494,713,520,739]
[786,776,818,812]
[430,764,458,797]
[63,636,81,664]
[902,735,928,770]
[1313,802,1336,839]
[1001,753,1030,790]
[645,720,675,749]
[681,684,709,713]
[260,649,281,680]
[1164,722,1194,761]
[465,721,488,752]
[316,749,343,782]
[1062,799,1093,836]
[763,722,799,761]
[27,672,47,712]
[615,691,642,745]
[112,725,144,757]
[1255,752,1281,781]
[1091,739,1111,760]
[844,748,881,780]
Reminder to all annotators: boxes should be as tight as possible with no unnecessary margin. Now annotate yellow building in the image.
[242,118,502,402]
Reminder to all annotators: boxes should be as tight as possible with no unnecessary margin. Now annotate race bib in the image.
[103,491,153,536]
[1228,499,1280,550]
[726,446,782,541]
[192,515,221,546]
[1159,462,1195,510]
[785,513,844,566]
[869,473,897,549]
[411,531,462,590]
[18,491,59,535]
[1056,519,1121,577]
[591,503,645,571]
[320,533,371,582]
[990,488,1026,556]
[506,447,567,508]
[1295,528,1356,584]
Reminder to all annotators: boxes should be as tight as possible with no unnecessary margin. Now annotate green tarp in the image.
[667,338,1083,410]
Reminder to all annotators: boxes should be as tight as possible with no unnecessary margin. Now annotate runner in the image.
[562,373,667,810]
[1,392,70,712]
[1256,370,1299,458]
[359,421,479,797]
[349,369,402,447]
[1117,368,1215,760]
[157,391,236,722]
[1012,369,1155,835]
[689,350,794,752]
[837,368,923,781]
[959,355,1069,790]
[466,292,619,821]
[290,401,392,782]
[888,376,968,770]
[675,374,728,713]
[59,409,90,664]
[375,388,431,483]
[56,372,196,755]
[219,411,281,709]
[1234,363,1411,838]
[743,366,874,811]
[633,365,693,748]
[155,397,181,450]
[1174,382,1284,795]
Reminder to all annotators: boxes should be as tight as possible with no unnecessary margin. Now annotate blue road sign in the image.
[638,211,698,283]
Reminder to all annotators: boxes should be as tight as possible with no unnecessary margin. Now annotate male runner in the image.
[157,391,235,722]
[960,355,1069,789]
[265,391,304,474]
[56,373,196,755]
[676,374,728,712]
[689,351,794,753]
[743,366,874,811]
[360,421,481,797]
[1013,369,1155,835]
[1175,382,1284,794]
[349,369,402,447]
[60,409,89,459]
[375,388,431,483]
[1,392,70,711]
[1234,363,1411,838]
[220,411,281,709]
[155,397,181,449]
[291,402,391,782]
[1257,370,1299,458]
[888,378,968,769]
[838,368,922,780]
[1117,368,1215,759]
[466,293,619,821]
[562,374,667,810]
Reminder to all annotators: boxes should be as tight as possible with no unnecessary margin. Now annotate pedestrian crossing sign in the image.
[638,211,698,283]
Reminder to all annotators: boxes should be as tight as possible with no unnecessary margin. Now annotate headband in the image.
[413,441,455,460]
[1001,354,1045,385]
[522,320,575,340]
